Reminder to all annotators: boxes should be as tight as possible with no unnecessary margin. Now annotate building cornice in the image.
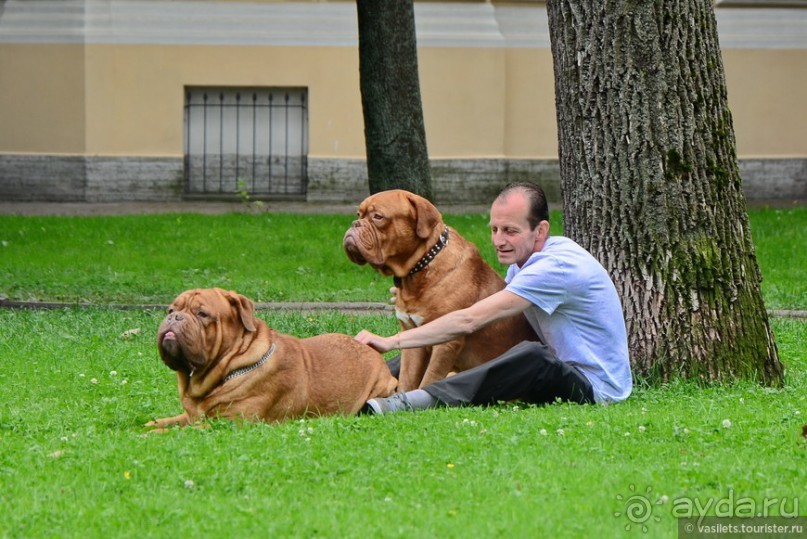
[0,1,805,49]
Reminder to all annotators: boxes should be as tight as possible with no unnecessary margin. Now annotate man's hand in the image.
[355,330,398,354]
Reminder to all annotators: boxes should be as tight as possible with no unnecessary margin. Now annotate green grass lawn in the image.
[0,208,804,538]
[0,208,803,309]
[0,309,804,538]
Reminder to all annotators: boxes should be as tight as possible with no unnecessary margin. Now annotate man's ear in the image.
[536,220,551,244]
[407,192,442,240]
[226,290,257,332]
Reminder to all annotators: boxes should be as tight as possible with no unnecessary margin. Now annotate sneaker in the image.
[361,392,414,416]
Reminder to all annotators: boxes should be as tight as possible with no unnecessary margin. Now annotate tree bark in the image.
[356,0,433,200]
[546,0,783,384]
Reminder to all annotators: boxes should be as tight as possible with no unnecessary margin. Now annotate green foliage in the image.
[234,178,265,211]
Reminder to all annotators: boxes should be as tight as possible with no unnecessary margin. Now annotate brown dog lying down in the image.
[146,288,398,429]
[343,189,538,391]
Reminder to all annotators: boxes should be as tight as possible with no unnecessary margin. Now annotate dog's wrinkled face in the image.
[343,190,441,276]
[157,288,257,376]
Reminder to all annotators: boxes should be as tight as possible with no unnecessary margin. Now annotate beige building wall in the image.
[0,43,556,160]
[0,44,86,154]
[82,45,366,158]
[0,1,804,203]
[723,49,807,158]
[501,48,558,159]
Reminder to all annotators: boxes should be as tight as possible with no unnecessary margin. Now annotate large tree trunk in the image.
[356,0,433,199]
[546,0,783,384]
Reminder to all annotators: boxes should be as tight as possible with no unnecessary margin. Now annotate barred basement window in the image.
[184,87,308,197]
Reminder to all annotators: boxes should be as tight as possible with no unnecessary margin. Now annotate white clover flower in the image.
[722,419,732,429]
[109,370,117,377]
[539,429,548,436]
[184,479,195,489]
[638,425,646,433]
[556,428,565,436]
[90,378,98,384]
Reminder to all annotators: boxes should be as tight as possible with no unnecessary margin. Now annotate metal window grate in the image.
[184,87,308,197]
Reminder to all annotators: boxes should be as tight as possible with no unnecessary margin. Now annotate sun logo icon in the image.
[614,484,663,533]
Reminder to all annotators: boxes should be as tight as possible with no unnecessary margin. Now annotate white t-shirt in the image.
[504,236,632,403]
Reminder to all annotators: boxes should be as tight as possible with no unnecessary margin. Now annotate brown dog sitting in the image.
[343,189,537,391]
[146,288,398,429]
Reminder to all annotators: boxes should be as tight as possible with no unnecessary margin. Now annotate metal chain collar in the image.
[224,343,276,383]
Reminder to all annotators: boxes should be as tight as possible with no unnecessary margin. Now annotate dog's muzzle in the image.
[343,222,369,265]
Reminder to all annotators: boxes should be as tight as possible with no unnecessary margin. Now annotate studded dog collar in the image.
[394,226,449,287]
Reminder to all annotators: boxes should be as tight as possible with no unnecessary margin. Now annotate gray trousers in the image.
[386,341,595,406]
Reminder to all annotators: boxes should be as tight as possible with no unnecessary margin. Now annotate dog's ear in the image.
[407,192,441,240]
[226,290,257,332]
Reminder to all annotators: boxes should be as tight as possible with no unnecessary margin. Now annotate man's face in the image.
[489,192,548,267]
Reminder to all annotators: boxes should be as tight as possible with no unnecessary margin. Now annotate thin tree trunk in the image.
[356,0,433,199]
[547,0,783,384]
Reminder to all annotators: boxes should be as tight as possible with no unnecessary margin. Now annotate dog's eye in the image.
[167,307,175,314]
[197,310,208,319]
[372,213,384,221]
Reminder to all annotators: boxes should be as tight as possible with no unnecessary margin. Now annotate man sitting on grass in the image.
[355,182,632,415]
